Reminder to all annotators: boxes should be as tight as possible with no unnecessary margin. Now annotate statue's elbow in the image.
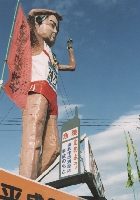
[70,60,76,71]
[71,65,76,71]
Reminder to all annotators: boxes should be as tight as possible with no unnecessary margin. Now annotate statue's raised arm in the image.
[58,39,76,71]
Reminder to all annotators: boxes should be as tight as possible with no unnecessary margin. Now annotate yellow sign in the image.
[0,169,83,200]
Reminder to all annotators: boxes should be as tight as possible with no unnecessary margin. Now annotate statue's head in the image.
[28,9,62,47]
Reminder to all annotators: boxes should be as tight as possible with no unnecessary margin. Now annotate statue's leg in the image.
[37,115,60,176]
[19,93,48,180]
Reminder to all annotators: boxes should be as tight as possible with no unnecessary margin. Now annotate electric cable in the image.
[0,103,15,125]
[0,91,5,101]
[59,73,73,117]
[58,82,70,119]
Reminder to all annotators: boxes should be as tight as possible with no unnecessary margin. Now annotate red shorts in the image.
[29,80,58,115]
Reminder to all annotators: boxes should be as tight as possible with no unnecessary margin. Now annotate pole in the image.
[133,184,136,200]
[128,132,140,182]
[0,0,20,92]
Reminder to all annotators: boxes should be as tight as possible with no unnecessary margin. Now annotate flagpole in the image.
[133,184,136,200]
[128,132,140,182]
[128,132,140,199]
[0,0,20,92]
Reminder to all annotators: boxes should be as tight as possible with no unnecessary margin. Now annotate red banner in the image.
[4,5,31,108]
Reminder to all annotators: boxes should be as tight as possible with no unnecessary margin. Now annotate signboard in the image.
[60,128,79,178]
[59,107,80,179]
[0,169,84,200]
[84,137,105,197]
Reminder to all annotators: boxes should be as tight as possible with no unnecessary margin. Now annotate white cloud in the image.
[73,11,85,18]
[103,171,128,186]
[32,0,77,17]
[9,167,19,175]
[58,95,83,119]
[58,104,83,119]
[94,0,118,3]
[133,105,140,109]
[65,184,93,197]
[40,165,60,184]
[112,193,135,200]
[87,113,140,200]
[50,1,77,16]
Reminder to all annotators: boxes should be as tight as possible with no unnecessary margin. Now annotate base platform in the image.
[46,172,107,200]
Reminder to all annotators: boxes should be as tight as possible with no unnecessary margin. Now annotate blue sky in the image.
[0,0,140,199]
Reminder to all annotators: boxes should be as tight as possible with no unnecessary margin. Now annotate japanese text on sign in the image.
[62,127,78,142]
[60,138,79,178]
[0,183,55,200]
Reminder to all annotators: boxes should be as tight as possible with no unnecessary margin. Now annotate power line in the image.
[59,73,73,117]
[1,117,136,123]
[0,122,127,125]
[0,103,15,125]
[58,83,70,119]
[0,91,5,101]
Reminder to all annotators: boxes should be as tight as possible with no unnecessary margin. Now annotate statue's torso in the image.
[31,43,54,81]
[31,43,58,92]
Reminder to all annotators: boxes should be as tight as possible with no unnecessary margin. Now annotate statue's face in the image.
[35,15,58,47]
